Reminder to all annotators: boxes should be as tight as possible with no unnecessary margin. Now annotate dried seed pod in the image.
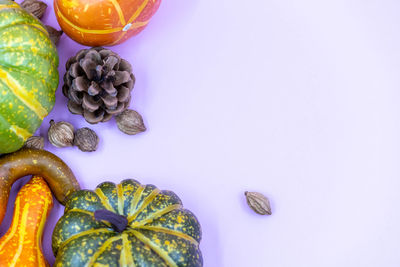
[23,136,44,150]
[44,25,63,45]
[21,0,47,19]
[115,109,146,135]
[48,120,74,147]
[74,127,99,152]
[245,191,272,215]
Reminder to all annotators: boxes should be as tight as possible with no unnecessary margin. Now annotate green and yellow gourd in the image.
[52,179,203,267]
[0,0,59,153]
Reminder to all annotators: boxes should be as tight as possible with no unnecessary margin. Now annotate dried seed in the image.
[74,127,99,152]
[44,25,63,45]
[115,109,146,135]
[23,136,44,150]
[21,0,47,19]
[245,191,272,215]
[48,120,75,147]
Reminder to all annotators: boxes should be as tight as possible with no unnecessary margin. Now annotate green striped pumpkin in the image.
[52,179,203,267]
[0,0,58,153]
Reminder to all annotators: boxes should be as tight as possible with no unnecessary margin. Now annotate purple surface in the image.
[1,0,400,266]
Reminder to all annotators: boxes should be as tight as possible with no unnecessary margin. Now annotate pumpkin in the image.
[0,176,53,267]
[0,0,59,154]
[0,148,80,226]
[52,179,203,266]
[54,0,161,46]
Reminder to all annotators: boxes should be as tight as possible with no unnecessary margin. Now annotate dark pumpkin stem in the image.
[94,209,128,233]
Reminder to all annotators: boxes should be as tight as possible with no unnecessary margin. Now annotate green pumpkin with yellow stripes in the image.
[0,0,59,153]
[52,179,203,267]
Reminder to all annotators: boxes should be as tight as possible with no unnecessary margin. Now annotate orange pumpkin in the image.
[0,176,53,267]
[54,0,162,46]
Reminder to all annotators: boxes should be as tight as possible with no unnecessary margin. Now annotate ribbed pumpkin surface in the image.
[52,179,203,267]
[0,0,58,153]
[54,0,161,46]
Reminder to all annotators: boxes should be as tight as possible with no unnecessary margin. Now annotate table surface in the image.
[1,0,400,266]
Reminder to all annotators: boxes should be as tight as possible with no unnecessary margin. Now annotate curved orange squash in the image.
[0,176,53,267]
[54,0,162,46]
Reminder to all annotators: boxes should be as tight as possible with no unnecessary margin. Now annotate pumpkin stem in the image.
[94,209,128,232]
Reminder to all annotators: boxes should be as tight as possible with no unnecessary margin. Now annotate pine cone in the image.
[63,47,135,124]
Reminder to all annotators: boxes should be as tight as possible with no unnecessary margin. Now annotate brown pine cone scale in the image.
[63,47,135,124]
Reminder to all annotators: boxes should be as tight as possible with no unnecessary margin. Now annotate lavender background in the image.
[1,0,400,266]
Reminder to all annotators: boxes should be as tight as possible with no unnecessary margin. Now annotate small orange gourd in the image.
[54,0,161,46]
[0,176,53,267]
